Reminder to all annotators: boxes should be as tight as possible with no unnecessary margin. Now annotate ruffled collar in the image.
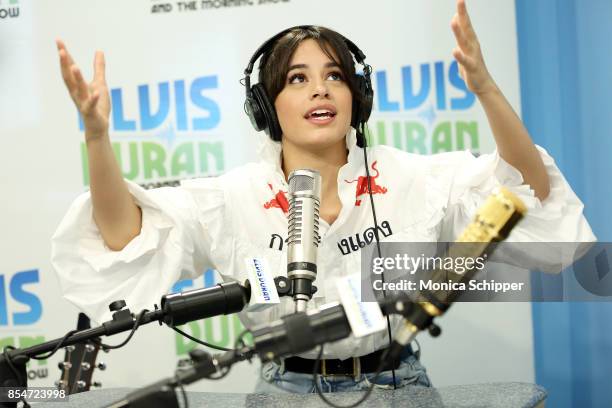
[255,127,361,175]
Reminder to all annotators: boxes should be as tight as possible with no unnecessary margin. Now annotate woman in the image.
[52,0,594,394]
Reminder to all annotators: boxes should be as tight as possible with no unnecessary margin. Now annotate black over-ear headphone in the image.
[242,25,374,148]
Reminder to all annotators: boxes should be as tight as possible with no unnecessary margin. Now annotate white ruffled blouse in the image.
[51,129,595,360]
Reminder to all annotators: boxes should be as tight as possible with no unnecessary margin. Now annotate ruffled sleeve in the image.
[435,146,596,271]
[51,178,227,324]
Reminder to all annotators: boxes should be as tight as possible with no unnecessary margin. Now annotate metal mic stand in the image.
[0,300,163,408]
[106,347,255,408]
[0,277,292,408]
[104,293,429,408]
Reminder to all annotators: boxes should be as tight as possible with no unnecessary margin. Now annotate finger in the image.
[457,0,477,37]
[451,14,470,52]
[81,90,100,114]
[56,39,75,66]
[93,51,106,85]
[57,40,81,92]
[58,48,77,90]
[457,0,470,22]
[71,65,90,103]
[453,48,476,71]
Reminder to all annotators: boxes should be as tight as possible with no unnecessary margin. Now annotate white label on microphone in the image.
[245,257,280,312]
[336,273,386,338]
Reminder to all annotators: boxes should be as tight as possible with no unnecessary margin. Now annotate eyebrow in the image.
[287,62,339,71]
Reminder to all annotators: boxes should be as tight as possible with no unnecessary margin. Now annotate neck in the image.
[281,140,347,224]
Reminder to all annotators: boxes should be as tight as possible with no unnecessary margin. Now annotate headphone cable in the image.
[358,122,398,389]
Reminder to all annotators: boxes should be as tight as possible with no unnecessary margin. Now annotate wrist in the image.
[474,80,500,99]
[85,130,110,146]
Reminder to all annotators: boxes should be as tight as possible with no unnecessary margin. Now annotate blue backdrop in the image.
[516,0,612,406]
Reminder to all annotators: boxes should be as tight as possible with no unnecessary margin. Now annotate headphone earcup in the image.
[251,84,282,142]
[356,74,373,124]
[351,74,373,127]
[351,77,363,129]
[352,74,374,147]
[245,94,265,132]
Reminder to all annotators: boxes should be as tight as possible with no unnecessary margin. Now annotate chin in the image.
[301,130,346,148]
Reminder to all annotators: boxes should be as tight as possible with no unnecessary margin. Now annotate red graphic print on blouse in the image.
[263,183,289,213]
[344,161,388,206]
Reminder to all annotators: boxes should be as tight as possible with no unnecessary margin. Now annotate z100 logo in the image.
[79,76,226,186]
[0,0,19,19]
[368,59,480,154]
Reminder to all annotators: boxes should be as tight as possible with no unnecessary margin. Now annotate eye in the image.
[288,73,305,84]
[328,71,343,81]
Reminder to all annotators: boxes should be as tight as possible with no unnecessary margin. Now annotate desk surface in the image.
[35,382,546,408]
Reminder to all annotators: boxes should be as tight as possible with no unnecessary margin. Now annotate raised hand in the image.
[56,40,111,141]
[450,0,496,96]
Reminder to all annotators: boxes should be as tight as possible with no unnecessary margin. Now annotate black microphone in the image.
[161,255,285,326]
[251,302,350,360]
[161,282,250,326]
[287,169,322,312]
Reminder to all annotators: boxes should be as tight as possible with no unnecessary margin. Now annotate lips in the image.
[304,104,337,120]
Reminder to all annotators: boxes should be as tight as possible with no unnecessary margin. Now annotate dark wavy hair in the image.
[258,26,365,107]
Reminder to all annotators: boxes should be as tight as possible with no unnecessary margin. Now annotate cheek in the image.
[339,91,353,123]
[274,95,297,125]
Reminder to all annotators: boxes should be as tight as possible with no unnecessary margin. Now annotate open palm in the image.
[450,0,496,96]
[56,40,111,139]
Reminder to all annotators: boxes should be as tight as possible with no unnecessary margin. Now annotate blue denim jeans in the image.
[254,348,431,394]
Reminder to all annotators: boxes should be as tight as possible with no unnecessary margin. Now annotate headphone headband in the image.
[244,25,367,76]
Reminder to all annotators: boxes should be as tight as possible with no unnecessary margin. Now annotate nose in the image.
[311,81,329,99]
